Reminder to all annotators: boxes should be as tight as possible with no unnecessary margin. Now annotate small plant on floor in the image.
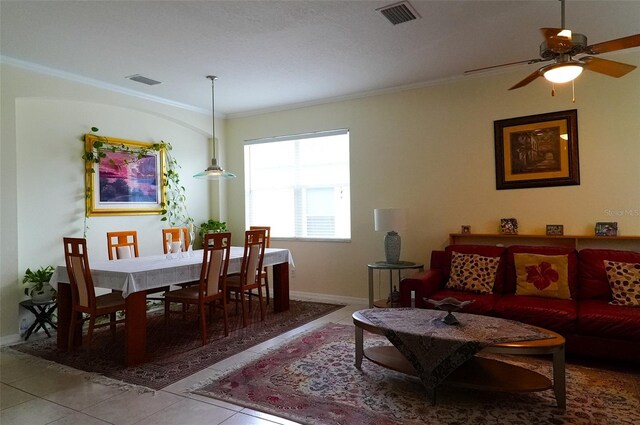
[23,266,56,302]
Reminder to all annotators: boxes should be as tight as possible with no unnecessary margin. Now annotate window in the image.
[244,129,350,240]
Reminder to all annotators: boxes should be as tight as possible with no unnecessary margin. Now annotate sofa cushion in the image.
[604,260,640,307]
[578,299,640,340]
[514,253,571,299]
[444,245,507,294]
[493,294,577,334]
[505,245,578,298]
[578,249,640,301]
[445,251,500,294]
[423,289,499,315]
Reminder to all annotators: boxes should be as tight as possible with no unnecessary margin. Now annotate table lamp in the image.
[374,208,407,264]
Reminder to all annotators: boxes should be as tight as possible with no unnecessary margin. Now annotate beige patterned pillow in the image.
[446,251,500,294]
[604,260,640,307]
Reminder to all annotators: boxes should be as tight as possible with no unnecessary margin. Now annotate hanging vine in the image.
[82,127,192,236]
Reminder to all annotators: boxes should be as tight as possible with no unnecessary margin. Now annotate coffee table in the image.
[353,310,566,409]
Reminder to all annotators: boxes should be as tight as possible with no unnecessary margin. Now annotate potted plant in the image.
[23,266,56,303]
[198,220,228,239]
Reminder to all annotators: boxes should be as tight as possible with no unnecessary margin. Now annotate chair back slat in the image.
[107,231,139,260]
[64,237,96,310]
[201,232,231,297]
[240,229,266,287]
[162,228,190,254]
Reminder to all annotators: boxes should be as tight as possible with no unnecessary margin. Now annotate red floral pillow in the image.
[604,260,640,307]
[514,253,571,299]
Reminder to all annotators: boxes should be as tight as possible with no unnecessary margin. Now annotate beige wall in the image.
[1,64,225,342]
[2,52,639,341]
[225,51,640,303]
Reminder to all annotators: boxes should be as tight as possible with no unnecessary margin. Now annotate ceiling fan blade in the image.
[508,69,542,90]
[540,27,573,52]
[582,56,637,78]
[587,34,640,54]
[464,58,547,74]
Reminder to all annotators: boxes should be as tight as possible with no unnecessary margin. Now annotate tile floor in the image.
[1,303,364,425]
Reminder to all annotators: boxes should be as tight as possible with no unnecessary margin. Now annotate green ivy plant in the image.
[82,127,192,236]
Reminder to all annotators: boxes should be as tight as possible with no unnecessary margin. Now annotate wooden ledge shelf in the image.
[449,233,640,250]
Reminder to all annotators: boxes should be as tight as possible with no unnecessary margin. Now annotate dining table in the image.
[50,247,293,366]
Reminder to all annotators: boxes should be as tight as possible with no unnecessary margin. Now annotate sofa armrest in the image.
[399,269,445,308]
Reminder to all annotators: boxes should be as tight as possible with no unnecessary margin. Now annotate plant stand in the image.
[19,299,57,340]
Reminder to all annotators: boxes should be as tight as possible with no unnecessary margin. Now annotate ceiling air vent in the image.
[377,1,420,25]
[125,74,162,86]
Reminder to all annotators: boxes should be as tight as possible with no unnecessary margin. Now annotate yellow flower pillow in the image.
[446,251,500,294]
[514,253,571,299]
[604,260,640,307]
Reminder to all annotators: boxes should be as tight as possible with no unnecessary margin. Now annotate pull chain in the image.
[572,79,576,103]
[551,83,556,97]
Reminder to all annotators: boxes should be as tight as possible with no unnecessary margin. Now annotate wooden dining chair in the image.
[107,230,139,260]
[249,226,271,305]
[63,237,126,350]
[226,229,267,328]
[164,232,231,344]
[162,228,190,254]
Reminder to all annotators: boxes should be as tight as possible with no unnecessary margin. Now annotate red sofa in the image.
[399,245,640,363]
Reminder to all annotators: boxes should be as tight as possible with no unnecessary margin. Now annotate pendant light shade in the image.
[194,75,236,180]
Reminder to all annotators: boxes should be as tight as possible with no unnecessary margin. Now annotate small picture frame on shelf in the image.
[500,218,518,234]
[546,225,564,236]
[461,225,471,234]
[595,222,618,236]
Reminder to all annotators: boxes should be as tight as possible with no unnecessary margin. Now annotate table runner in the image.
[360,308,554,398]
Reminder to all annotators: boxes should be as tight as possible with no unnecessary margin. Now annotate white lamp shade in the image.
[374,208,407,232]
[542,63,583,84]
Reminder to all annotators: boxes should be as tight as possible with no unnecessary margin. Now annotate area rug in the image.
[11,300,342,390]
[194,323,640,425]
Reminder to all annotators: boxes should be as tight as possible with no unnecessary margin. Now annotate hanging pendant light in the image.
[194,75,236,180]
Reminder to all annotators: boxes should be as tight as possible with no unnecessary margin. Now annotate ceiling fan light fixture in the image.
[542,62,583,83]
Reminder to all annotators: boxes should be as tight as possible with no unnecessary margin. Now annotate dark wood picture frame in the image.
[494,109,579,190]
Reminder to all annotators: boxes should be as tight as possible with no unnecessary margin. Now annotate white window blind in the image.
[244,129,351,240]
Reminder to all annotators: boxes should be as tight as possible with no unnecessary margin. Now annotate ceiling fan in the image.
[465,0,640,91]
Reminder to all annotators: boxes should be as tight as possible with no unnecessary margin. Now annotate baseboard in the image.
[0,333,23,347]
[289,290,367,308]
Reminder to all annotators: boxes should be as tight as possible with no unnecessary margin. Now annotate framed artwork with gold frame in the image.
[494,109,579,190]
[85,134,166,216]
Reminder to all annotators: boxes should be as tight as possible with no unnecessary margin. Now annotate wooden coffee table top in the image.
[352,310,565,355]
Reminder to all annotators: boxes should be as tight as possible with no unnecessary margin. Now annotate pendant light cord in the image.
[207,75,218,161]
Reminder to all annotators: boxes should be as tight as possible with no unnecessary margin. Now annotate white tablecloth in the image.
[50,247,293,298]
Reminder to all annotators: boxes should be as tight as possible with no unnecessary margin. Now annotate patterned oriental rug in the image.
[194,323,640,425]
[12,300,342,390]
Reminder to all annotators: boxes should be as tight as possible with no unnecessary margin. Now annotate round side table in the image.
[367,261,424,308]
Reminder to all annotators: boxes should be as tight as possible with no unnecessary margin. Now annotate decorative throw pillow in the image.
[604,260,640,307]
[446,251,500,294]
[514,253,571,299]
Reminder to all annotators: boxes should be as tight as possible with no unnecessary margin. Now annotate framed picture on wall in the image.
[85,134,166,216]
[494,109,580,190]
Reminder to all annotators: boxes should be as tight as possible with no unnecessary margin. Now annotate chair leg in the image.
[110,312,117,339]
[165,299,171,324]
[222,296,229,337]
[68,310,77,351]
[199,302,207,346]
[87,316,96,346]
[258,286,265,322]
[240,290,248,328]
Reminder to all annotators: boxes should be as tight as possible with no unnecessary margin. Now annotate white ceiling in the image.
[2,1,639,116]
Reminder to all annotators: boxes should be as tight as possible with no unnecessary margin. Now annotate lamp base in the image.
[384,231,401,264]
